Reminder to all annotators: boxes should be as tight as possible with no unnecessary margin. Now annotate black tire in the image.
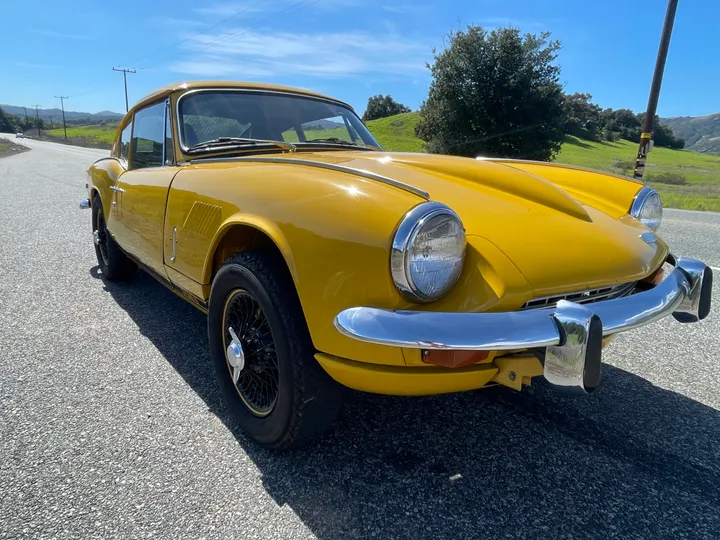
[91,195,136,281]
[208,250,343,450]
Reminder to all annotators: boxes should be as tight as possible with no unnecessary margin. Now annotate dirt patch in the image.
[0,137,30,159]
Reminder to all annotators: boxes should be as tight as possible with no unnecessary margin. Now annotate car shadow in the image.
[92,267,720,539]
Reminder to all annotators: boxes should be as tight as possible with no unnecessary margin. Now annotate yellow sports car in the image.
[81,81,713,450]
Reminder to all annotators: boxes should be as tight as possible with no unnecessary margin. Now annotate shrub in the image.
[647,172,688,185]
[612,159,635,175]
[415,26,565,160]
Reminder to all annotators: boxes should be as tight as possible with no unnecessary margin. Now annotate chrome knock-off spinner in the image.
[226,326,245,383]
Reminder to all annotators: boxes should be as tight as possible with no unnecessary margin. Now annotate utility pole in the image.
[112,67,136,112]
[34,105,41,138]
[54,96,69,140]
[633,0,679,180]
[23,107,29,123]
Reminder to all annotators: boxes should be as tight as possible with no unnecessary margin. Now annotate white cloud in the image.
[168,29,430,79]
[33,29,88,40]
[195,0,367,18]
[193,1,271,17]
[16,62,49,69]
[150,16,204,28]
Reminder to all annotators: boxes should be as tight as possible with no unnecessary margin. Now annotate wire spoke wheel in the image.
[95,209,109,266]
[222,289,279,417]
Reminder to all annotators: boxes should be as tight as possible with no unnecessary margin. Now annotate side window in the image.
[131,102,165,169]
[119,122,132,162]
[164,103,174,165]
[281,127,300,142]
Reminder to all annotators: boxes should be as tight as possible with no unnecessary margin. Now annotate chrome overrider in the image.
[334,256,713,394]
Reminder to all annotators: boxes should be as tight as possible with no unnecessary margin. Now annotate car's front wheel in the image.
[208,250,343,450]
[91,195,136,281]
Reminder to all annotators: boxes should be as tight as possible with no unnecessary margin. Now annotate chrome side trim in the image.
[333,257,709,351]
[188,157,430,200]
[109,185,125,193]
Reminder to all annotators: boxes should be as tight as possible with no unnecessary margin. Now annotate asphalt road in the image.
[1,136,719,540]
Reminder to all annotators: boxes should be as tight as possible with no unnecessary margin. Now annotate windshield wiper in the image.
[187,137,295,153]
[302,138,359,146]
[300,138,380,150]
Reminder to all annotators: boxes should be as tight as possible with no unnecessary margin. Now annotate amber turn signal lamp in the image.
[649,266,665,286]
[422,350,489,368]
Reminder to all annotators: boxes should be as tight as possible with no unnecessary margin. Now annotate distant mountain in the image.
[660,113,720,156]
[0,104,124,122]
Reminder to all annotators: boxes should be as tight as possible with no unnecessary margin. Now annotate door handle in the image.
[110,185,125,193]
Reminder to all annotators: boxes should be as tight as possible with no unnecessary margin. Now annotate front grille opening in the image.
[521,281,638,311]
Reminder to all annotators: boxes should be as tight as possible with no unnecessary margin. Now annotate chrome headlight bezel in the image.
[630,186,663,232]
[391,202,466,303]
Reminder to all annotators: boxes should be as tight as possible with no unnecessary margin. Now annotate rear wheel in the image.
[208,250,343,450]
[91,195,136,281]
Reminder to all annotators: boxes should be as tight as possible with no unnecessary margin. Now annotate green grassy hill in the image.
[556,136,720,211]
[46,124,118,146]
[365,112,426,152]
[364,114,720,211]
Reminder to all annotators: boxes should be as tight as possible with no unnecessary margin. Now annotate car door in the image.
[112,99,178,278]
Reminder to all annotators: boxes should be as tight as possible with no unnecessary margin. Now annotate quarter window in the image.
[164,103,174,165]
[119,122,132,162]
[131,102,165,169]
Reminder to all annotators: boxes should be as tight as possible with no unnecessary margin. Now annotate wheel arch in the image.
[204,215,298,288]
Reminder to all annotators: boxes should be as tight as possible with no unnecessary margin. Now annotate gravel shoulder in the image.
[0,137,30,159]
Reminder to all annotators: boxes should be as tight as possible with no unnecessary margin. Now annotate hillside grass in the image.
[46,123,118,146]
[365,112,426,152]
[363,114,720,212]
[556,136,720,211]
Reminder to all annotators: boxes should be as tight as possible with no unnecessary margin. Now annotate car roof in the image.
[132,80,353,115]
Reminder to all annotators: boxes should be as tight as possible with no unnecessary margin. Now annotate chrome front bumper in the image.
[334,256,713,393]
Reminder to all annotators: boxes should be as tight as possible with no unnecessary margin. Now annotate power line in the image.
[112,67,136,112]
[54,96,69,140]
[126,0,271,66]
[141,0,321,69]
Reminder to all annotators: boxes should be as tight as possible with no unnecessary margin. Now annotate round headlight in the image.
[630,186,662,231]
[391,202,466,302]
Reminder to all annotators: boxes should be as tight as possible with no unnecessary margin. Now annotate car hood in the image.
[269,150,667,295]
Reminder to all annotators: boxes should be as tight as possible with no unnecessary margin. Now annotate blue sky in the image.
[1,0,718,118]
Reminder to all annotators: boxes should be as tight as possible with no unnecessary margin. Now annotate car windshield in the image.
[178,90,382,151]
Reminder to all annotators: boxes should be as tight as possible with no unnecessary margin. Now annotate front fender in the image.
[202,213,298,286]
[87,157,126,219]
